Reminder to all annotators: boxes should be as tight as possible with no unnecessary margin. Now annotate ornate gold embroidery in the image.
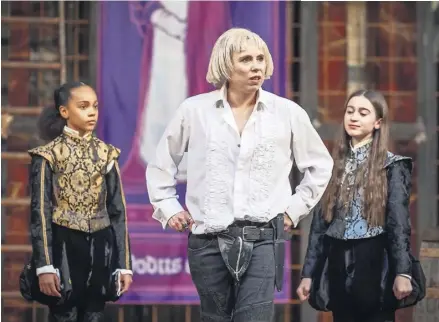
[29,130,120,233]
[29,140,56,168]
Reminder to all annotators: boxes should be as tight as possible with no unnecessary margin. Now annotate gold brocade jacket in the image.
[28,127,131,271]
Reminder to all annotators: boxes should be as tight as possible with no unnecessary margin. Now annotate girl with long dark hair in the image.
[297,90,417,322]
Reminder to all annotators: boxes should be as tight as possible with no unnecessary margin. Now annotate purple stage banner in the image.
[98,1,290,304]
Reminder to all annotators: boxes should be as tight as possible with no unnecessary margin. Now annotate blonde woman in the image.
[147,28,333,322]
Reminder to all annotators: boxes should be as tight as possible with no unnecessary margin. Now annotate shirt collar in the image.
[215,84,269,110]
[350,137,373,151]
[63,126,92,141]
[348,138,373,163]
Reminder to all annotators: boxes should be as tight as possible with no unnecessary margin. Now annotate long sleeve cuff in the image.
[285,194,311,227]
[36,265,57,276]
[114,269,133,275]
[152,198,185,229]
[398,274,412,280]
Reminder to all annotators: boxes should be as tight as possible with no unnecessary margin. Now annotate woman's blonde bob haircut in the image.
[206,28,274,89]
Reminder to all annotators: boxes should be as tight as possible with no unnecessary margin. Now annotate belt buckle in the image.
[242,226,260,241]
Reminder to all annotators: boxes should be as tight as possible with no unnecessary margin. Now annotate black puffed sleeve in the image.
[29,155,54,268]
[386,159,413,275]
[106,161,132,270]
[301,203,330,278]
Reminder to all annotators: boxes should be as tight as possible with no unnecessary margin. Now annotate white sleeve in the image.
[285,106,334,227]
[146,102,190,229]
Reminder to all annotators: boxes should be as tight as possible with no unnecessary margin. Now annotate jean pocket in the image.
[188,234,215,252]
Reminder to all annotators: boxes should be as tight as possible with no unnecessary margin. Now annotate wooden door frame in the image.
[416,1,438,232]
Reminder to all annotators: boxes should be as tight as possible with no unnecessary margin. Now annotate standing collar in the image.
[348,138,373,163]
[63,126,93,141]
[350,137,373,151]
[215,84,269,110]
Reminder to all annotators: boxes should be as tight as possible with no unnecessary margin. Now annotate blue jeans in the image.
[187,234,275,322]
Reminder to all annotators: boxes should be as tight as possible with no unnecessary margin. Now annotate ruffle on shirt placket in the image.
[203,138,234,233]
[246,112,278,221]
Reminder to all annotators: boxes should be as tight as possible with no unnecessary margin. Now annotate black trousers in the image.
[327,235,395,322]
[187,233,276,322]
[48,225,114,322]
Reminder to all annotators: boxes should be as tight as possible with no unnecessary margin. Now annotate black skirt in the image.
[327,234,388,314]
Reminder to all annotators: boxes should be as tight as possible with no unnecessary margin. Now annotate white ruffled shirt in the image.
[146,87,334,234]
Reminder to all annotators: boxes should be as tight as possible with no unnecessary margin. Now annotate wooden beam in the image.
[1,198,30,207]
[66,55,89,61]
[346,2,367,93]
[416,2,438,235]
[290,264,303,270]
[1,16,59,24]
[426,288,439,299]
[1,244,32,252]
[2,292,23,298]
[1,17,88,25]
[300,0,319,121]
[185,306,191,322]
[59,0,66,83]
[1,152,30,161]
[299,2,320,322]
[152,305,158,322]
[2,61,61,70]
[88,1,98,88]
[1,107,43,116]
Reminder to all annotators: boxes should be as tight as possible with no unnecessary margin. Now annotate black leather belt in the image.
[225,226,274,241]
[194,220,276,242]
